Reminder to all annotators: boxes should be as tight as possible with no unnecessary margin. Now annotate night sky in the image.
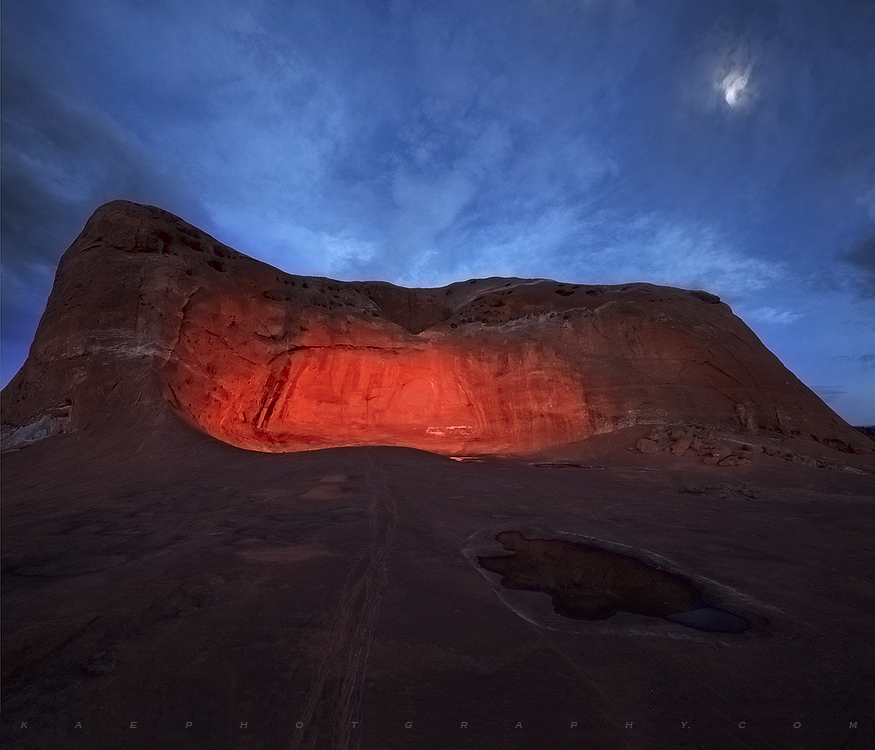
[2,0,874,423]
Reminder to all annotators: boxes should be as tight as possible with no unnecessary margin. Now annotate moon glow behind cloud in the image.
[719,69,750,107]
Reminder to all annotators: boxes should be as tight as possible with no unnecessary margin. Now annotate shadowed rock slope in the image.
[2,200,871,458]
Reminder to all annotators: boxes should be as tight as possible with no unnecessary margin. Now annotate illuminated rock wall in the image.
[162,281,591,453]
[3,200,870,457]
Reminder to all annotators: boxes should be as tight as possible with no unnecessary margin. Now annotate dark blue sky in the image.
[2,0,874,422]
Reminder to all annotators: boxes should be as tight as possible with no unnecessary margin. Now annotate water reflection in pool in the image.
[477,531,750,634]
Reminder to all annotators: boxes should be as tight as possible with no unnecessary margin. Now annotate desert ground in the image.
[3,419,873,750]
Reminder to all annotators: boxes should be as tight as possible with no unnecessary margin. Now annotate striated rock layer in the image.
[1,200,870,456]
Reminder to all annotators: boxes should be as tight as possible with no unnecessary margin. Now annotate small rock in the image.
[671,433,694,456]
[637,438,659,454]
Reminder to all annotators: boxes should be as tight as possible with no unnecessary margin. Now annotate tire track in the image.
[289,458,397,750]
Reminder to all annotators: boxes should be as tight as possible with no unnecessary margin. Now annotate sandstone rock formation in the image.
[2,200,871,457]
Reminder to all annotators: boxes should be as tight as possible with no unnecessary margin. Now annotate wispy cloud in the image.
[811,385,847,400]
[746,307,804,325]
[858,353,875,370]
[858,188,875,222]
[842,231,875,296]
[575,215,787,297]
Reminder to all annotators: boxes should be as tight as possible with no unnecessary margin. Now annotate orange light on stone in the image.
[163,290,591,455]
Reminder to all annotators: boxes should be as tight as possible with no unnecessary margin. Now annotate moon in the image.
[719,69,750,107]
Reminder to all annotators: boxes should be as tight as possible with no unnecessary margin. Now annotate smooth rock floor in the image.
[2,427,874,749]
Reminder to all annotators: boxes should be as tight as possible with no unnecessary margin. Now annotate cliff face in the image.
[2,200,870,456]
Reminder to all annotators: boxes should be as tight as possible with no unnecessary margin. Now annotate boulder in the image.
[671,433,695,456]
[636,438,659,454]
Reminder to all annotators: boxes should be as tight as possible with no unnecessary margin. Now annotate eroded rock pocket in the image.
[476,531,750,634]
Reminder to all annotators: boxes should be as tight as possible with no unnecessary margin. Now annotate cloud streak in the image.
[842,231,875,297]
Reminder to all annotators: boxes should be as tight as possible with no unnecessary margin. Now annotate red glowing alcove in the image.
[163,289,591,455]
